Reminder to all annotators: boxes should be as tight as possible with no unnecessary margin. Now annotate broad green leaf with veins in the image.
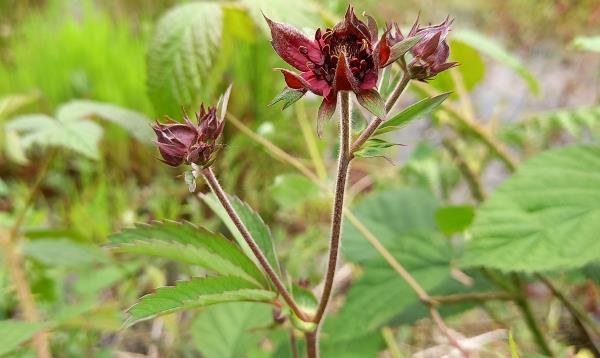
[125,276,275,326]
[109,221,268,287]
[462,145,600,272]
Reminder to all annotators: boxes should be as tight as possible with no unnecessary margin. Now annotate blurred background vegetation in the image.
[0,0,599,357]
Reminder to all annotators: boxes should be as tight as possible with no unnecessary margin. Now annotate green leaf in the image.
[56,100,153,143]
[428,39,485,93]
[572,36,600,53]
[200,193,281,276]
[461,145,600,272]
[0,320,44,356]
[356,89,386,119]
[328,188,475,340]
[6,113,103,160]
[435,205,475,235]
[125,276,275,326]
[269,87,305,110]
[375,93,450,135]
[23,239,109,268]
[270,174,320,209]
[191,302,272,358]
[109,221,267,287]
[146,2,223,115]
[353,138,401,159]
[453,30,540,95]
[386,35,422,65]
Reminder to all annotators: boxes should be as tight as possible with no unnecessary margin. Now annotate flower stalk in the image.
[200,167,310,322]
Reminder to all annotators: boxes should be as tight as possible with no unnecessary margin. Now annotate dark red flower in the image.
[266,6,390,126]
[388,17,457,81]
[152,105,224,168]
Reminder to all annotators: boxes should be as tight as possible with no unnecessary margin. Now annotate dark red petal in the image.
[277,68,309,90]
[375,32,391,67]
[333,54,359,92]
[364,13,378,42]
[301,71,333,97]
[265,15,320,72]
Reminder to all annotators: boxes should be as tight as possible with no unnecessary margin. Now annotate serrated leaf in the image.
[57,100,153,143]
[269,87,305,110]
[386,35,422,65]
[146,2,223,115]
[461,145,600,272]
[126,276,276,326]
[375,93,450,135]
[356,89,386,119]
[327,188,480,340]
[191,302,272,358]
[453,30,540,94]
[6,113,103,160]
[0,320,44,356]
[200,193,281,276]
[435,205,475,235]
[572,36,600,53]
[109,221,267,287]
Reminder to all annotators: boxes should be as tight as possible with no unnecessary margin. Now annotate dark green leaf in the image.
[109,221,267,287]
[462,145,600,272]
[200,193,281,276]
[126,276,275,326]
[435,205,475,235]
[269,87,305,110]
[356,89,386,119]
[353,138,401,159]
[375,93,450,135]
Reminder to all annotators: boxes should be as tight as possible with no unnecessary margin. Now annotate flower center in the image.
[299,28,374,85]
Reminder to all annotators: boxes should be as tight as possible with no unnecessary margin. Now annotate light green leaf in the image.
[270,174,320,209]
[23,239,109,267]
[375,93,450,135]
[428,39,485,92]
[386,35,422,65]
[57,100,153,143]
[462,145,600,272]
[269,87,305,110]
[353,138,401,159]
[453,30,540,94]
[126,276,275,326]
[6,113,103,160]
[146,2,223,115]
[191,302,272,358]
[572,36,600,53]
[201,193,281,276]
[435,205,475,235]
[509,330,521,358]
[109,221,267,287]
[0,320,44,356]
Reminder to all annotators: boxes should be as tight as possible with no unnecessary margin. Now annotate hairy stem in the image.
[314,91,352,324]
[351,72,410,156]
[201,167,309,322]
[305,331,319,358]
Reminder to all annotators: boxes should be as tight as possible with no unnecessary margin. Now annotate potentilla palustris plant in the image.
[117,6,458,358]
